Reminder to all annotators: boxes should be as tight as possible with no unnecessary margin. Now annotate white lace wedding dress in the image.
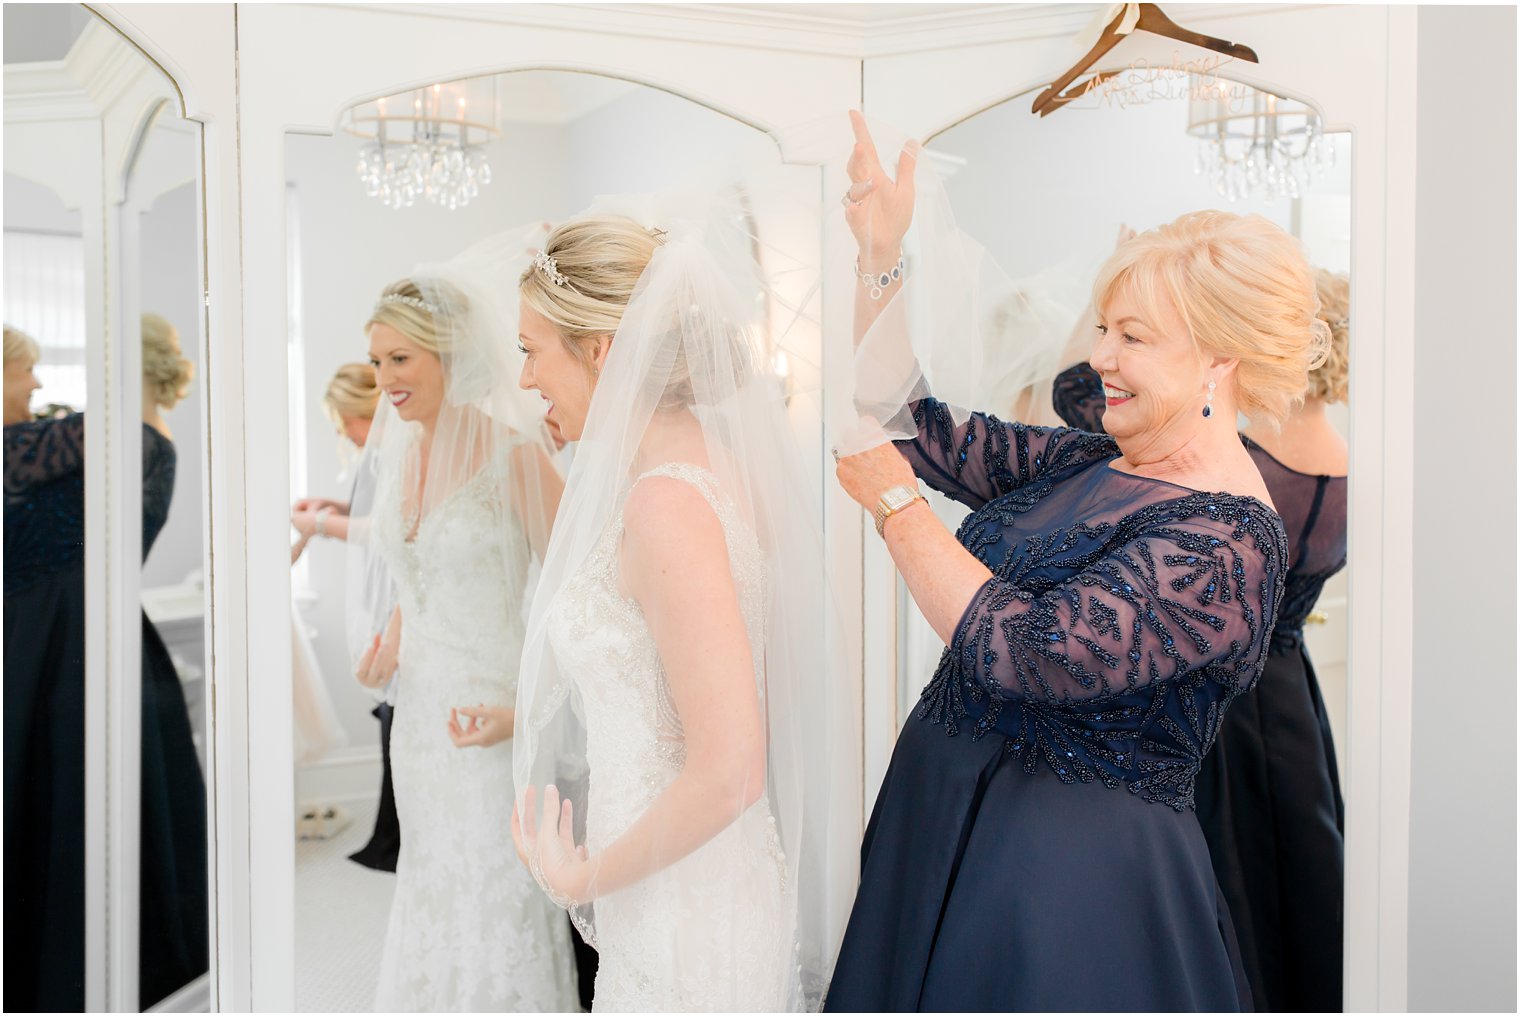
[546,463,797,1012]
[372,448,580,1012]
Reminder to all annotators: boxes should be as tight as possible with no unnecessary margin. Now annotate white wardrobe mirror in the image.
[4,3,211,1011]
[283,68,823,1013]
[894,72,1352,1010]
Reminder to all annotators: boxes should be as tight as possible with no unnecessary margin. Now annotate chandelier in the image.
[1187,79,1334,202]
[346,80,500,210]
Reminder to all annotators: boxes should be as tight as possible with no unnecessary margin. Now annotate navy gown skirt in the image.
[826,717,1253,1013]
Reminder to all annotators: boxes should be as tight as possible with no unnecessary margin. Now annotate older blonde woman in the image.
[825,117,1323,1012]
[1052,270,1351,1012]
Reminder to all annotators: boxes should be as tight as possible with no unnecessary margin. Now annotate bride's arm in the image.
[533,477,765,902]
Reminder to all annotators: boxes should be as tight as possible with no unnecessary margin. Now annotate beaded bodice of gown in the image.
[901,397,1287,811]
[1051,363,1346,641]
[369,440,578,1012]
[5,415,175,594]
[545,461,795,1012]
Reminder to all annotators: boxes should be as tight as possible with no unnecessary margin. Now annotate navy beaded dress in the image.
[825,396,1286,1013]
[4,414,209,1010]
[1052,363,1346,1012]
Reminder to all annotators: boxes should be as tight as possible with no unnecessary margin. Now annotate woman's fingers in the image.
[848,109,881,168]
[895,140,920,205]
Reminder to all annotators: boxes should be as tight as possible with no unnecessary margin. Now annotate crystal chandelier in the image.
[1187,79,1334,202]
[346,80,499,210]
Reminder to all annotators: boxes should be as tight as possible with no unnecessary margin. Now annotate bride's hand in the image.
[448,704,513,748]
[516,784,592,906]
[844,109,920,261]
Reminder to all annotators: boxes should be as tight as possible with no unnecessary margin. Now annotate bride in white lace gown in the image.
[511,207,857,1011]
[349,257,578,1012]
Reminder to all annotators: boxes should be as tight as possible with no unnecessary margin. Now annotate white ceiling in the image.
[717,3,1006,23]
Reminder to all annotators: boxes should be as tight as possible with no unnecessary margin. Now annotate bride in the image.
[346,235,578,1012]
[511,204,855,1011]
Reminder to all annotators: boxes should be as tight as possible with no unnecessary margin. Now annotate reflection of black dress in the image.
[826,397,1285,1012]
[1053,363,1346,1012]
[4,415,209,1010]
[347,702,401,872]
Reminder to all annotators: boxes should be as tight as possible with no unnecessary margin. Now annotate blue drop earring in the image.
[1202,379,1217,418]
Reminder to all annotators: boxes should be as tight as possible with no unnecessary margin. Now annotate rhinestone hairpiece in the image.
[378,292,439,315]
[533,250,570,288]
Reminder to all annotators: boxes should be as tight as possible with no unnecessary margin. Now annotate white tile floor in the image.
[294,797,395,1013]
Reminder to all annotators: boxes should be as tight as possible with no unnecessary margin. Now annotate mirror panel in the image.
[891,76,1353,1011]
[3,4,211,1010]
[285,69,818,1013]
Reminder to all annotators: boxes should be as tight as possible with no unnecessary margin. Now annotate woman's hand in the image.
[355,632,398,689]
[835,440,918,512]
[448,704,513,748]
[293,496,346,515]
[513,785,592,906]
[290,508,323,539]
[844,109,920,260]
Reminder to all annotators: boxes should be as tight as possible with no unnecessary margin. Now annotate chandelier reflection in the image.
[1187,79,1334,202]
[347,81,499,210]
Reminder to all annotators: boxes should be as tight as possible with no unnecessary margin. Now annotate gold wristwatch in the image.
[873,484,925,537]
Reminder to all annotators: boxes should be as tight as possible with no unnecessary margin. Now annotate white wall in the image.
[1408,6,1516,1011]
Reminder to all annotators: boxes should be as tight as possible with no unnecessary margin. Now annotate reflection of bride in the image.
[511,207,855,1012]
[346,239,577,1012]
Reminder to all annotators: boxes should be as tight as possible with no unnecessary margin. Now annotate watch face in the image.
[882,486,918,511]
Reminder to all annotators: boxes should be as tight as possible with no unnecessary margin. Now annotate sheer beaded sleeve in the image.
[944,500,1284,709]
[893,395,1115,510]
[4,414,85,501]
[1051,362,1107,433]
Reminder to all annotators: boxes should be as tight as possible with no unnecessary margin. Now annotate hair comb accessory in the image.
[533,250,571,288]
[378,292,439,315]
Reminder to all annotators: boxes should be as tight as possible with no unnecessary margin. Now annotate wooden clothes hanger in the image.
[1031,3,1259,117]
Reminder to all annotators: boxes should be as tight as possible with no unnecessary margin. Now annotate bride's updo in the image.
[519,216,664,347]
[523,216,763,409]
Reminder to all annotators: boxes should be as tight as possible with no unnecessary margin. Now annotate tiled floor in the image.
[294,797,395,1012]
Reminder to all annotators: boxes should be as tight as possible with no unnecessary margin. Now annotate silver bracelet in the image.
[315,507,332,538]
[855,253,905,300]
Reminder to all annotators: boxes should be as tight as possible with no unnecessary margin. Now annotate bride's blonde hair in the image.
[519,216,665,370]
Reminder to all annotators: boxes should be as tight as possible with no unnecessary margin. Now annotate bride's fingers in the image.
[539,785,561,848]
[521,786,539,839]
[557,797,576,849]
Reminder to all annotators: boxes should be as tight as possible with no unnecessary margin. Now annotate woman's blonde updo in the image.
[519,215,666,369]
[142,312,194,410]
[1307,268,1350,405]
[323,362,380,426]
[1092,210,1330,427]
[5,325,40,369]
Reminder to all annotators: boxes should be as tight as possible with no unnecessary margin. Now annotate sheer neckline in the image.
[1102,458,1277,516]
[1240,434,1348,482]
